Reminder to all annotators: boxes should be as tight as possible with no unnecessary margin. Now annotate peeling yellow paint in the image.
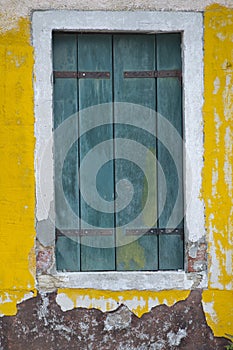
[202,290,233,340]
[0,290,36,316]
[0,17,36,314]
[203,4,233,290]
[0,7,232,343]
[202,4,233,338]
[57,289,190,317]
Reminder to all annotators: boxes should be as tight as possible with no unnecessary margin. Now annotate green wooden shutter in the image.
[53,33,80,271]
[114,34,158,271]
[156,34,184,270]
[78,34,115,271]
[53,33,184,272]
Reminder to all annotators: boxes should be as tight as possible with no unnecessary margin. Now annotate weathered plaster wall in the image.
[0,18,37,316]
[202,4,233,339]
[1,0,233,33]
[0,291,229,349]
[0,2,233,348]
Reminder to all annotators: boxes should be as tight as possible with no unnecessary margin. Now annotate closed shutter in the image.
[53,33,184,272]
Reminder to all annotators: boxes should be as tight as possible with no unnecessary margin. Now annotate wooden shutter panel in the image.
[156,33,184,270]
[53,33,184,272]
[78,34,115,271]
[53,33,80,271]
[114,34,158,270]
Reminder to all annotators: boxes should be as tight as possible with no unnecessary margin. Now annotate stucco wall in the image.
[0,1,232,348]
[1,0,233,32]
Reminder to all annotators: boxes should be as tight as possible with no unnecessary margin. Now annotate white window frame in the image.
[33,10,206,291]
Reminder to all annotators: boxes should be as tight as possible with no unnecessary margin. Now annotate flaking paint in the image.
[0,4,232,342]
[56,289,190,318]
[203,4,233,291]
[0,18,36,315]
[202,290,233,339]
[201,4,233,338]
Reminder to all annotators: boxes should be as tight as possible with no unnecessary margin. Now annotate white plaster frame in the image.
[33,10,206,291]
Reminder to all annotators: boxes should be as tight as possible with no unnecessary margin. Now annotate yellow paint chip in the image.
[57,289,190,317]
[202,290,233,340]
[0,290,37,316]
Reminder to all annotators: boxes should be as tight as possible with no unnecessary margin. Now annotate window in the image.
[33,11,205,290]
[53,33,184,272]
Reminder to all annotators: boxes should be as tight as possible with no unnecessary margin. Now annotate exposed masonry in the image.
[0,291,228,350]
[33,10,206,292]
[36,240,54,275]
[104,306,132,331]
[187,238,207,273]
[36,237,208,291]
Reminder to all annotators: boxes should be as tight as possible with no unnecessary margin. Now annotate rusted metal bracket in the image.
[125,228,184,236]
[56,228,184,237]
[56,228,113,238]
[54,71,111,79]
[124,69,182,83]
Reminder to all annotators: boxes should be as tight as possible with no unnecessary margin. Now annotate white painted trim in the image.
[33,10,206,290]
[37,271,207,292]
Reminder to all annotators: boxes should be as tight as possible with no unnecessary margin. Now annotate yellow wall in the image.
[202,4,233,338]
[0,5,232,338]
[0,18,36,315]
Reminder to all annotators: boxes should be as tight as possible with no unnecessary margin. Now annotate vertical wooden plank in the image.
[157,33,183,228]
[53,33,80,271]
[117,234,158,271]
[114,34,158,271]
[78,34,115,271]
[80,234,114,272]
[114,34,156,108]
[56,235,80,271]
[156,33,184,269]
[159,234,183,270]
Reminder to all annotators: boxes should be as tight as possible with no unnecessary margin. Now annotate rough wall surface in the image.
[0,18,37,316]
[0,1,232,348]
[1,0,233,33]
[0,291,229,349]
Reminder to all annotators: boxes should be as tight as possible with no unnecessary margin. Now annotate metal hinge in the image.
[53,71,110,79]
[56,228,184,238]
[56,228,113,238]
[125,228,184,236]
[124,69,182,83]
